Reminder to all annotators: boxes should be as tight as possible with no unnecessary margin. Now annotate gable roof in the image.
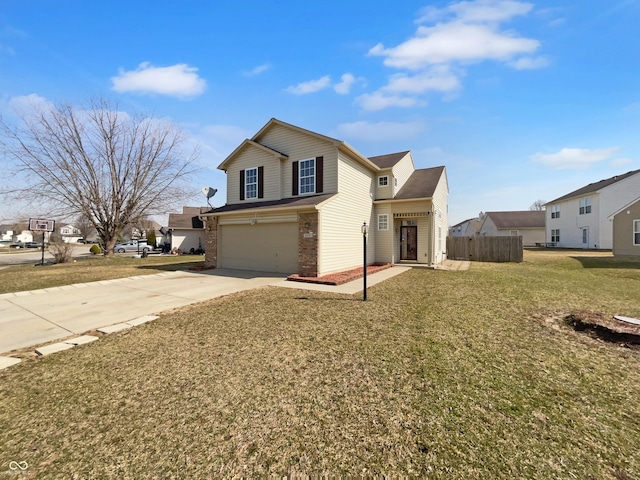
[392,166,446,200]
[369,151,410,169]
[168,207,208,229]
[548,169,640,203]
[484,211,545,229]
[218,139,288,171]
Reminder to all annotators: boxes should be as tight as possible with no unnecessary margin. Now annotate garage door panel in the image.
[219,223,298,273]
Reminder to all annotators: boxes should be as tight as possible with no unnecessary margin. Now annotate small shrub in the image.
[47,240,75,264]
[89,244,102,255]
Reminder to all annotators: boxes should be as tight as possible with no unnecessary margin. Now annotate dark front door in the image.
[400,226,418,260]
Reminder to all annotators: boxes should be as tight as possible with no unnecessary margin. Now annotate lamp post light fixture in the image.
[361,221,368,301]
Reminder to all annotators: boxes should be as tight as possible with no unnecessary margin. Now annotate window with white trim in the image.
[579,197,592,215]
[378,214,389,230]
[634,220,640,245]
[551,205,560,218]
[378,176,389,187]
[551,229,560,243]
[510,230,519,236]
[299,158,315,194]
[245,167,258,199]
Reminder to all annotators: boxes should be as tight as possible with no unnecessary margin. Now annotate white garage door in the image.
[219,223,298,273]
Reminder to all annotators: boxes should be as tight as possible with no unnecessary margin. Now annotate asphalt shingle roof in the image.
[206,194,337,215]
[393,166,445,200]
[368,151,410,169]
[548,169,640,203]
[485,211,545,229]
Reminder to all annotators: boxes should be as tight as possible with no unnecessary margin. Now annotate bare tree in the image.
[0,97,198,255]
[530,199,546,211]
[75,214,97,241]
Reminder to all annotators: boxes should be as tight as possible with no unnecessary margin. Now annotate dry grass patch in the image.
[1,251,639,478]
[0,255,204,294]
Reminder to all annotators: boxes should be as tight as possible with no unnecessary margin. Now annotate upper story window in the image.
[378,176,389,187]
[579,197,592,215]
[299,158,315,195]
[551,205,560,218]
[245,167,258,199]
[239,166,263,201]
[634,220,640,245]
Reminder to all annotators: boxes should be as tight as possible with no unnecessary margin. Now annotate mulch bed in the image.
[287,263,393,286]
[564,311,640,347]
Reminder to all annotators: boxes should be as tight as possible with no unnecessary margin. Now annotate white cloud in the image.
[363,0,544,111]
[369,22,539,69]
[285,76,332,95]
[243,63,271,77]
[7,94,55,119]
[334,73,356,94]
[509,56,550,70]
[336,120,426,143]
[417,0,533,24]
[356,92,421,111]
[531,147,620,170]
[383,67,462,94]
[111,62,207,98]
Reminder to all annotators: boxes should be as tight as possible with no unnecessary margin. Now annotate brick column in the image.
[298,212,318,277]
[204,216,218,268]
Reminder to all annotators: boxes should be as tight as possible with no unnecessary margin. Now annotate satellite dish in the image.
[201,187,218,208]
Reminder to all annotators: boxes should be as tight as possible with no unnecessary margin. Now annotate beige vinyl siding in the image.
[318,153,375,275]
[430,169,449,263]
[374,203,394,263]
[375,171,394,200]
[255,124,339,197]
[225,146,281,204]
[391,152,415,196]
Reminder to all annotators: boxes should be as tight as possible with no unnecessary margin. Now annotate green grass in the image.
[0,254,205,294]
[0,250,639,478]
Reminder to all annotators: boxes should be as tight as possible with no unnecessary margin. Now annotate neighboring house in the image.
[545,169,640,249]
[610,197,640,256]
[449,217,482,237]
[59,224,83,243]
[478,211,545,247]
[167,207,207,252]
[201,118,449,276]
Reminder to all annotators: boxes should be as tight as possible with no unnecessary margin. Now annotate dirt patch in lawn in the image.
[287,263,392,285]
[564,311,640,348]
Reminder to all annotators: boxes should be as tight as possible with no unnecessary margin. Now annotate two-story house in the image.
[545,169,640,249]
[201,118,449,276]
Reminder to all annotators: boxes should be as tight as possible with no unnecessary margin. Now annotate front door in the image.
[400,226,418,260]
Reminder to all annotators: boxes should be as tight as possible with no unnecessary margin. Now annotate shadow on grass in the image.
[294,296,363,302]
[571,256,640,269]
[137,259,207,272]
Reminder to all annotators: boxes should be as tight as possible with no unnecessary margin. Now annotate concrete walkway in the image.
[0,266,413,358]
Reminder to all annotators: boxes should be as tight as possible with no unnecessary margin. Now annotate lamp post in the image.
[361,221,368,301]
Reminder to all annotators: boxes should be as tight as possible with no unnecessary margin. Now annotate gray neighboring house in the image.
[167,207,207,253]
[478,211,545,247]
[610,197,640,257]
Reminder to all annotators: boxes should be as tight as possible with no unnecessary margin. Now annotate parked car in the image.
[9,242,23,249]
[113,240,150,254]
[24,241,43,248]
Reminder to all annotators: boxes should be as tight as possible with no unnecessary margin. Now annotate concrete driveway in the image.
[0,268,287,354]
[0,265,412,357]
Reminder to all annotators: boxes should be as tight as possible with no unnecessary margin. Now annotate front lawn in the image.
[0,254,205,294]
[1,250,639,478]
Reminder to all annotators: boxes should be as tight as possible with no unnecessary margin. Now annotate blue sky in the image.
[1,0,639,226]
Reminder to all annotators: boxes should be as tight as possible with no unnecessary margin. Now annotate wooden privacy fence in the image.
[447,236,523,263]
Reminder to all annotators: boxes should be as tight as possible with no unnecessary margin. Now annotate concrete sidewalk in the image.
[0,266,412,356]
